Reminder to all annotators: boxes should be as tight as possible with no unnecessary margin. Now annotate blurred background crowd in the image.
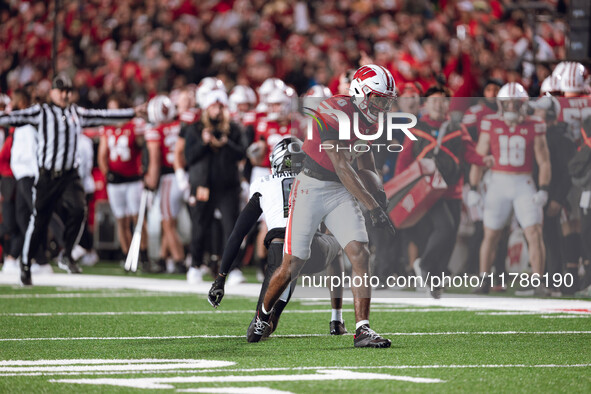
[1,0,590,298]
[0,0,570,104]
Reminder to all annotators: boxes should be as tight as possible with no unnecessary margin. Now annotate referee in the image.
[0,73,146,285]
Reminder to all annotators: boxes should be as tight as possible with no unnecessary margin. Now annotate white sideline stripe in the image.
[2,273,591,315]
[3,363,591,377]
[540,315,590,319]
[476,311,590,316]
[2,331,590,342]
[0,308,463,317]
[0,292,183,299]
[477,311,548,316]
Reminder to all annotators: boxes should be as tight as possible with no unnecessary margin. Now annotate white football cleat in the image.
[187,266,203,284]
[227,269,246,286]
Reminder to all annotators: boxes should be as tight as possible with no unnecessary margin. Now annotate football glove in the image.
[175,168,189,192]
[532,190,549,207]
[466,190,481,207]
[369,207,396,238]
[375,189,388,210]
[208,274,226,308]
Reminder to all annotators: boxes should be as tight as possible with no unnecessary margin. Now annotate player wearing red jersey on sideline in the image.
[98,95,150,270]
[145,95,186,274]
[469,83,551,295]
[247,65,396,348]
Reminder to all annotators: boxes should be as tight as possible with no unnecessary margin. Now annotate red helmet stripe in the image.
[355,66,377,81]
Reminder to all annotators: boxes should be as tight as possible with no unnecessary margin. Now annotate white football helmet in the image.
[200,89,228,110]
[559,62,587,93]
[305,84,332,98]
[257,78,286,104]
[552,61,571,78]
[147,95,176,125]
[349,65,396,123]
[497,82,528,124]
[196,77,226,108]
[540,75,562,97]
[229,85,257,113]
[266,88,291,121]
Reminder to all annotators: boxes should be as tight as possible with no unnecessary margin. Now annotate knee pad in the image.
[564,233,581,263]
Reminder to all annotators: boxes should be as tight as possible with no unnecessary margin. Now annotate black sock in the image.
[140,250,148,262]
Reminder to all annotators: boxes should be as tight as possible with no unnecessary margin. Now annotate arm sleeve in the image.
[0,105,41,127]
[218,193,263,275]
[76,106,136,127]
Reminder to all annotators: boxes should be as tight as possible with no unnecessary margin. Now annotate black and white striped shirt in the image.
[0,103,135,173]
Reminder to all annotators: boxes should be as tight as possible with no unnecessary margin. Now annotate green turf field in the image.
[0,274,590,393]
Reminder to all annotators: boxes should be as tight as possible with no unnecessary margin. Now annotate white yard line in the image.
[0,308,463,317]
[1,331,590,342]
[49,370,444,389]
[2,363,591,377]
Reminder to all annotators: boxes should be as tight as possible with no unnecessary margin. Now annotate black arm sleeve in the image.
[218,192,263,275]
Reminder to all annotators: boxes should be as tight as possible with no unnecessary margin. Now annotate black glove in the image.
[375,189,388,210]
[208,274,226,308]
[369,207,396,238]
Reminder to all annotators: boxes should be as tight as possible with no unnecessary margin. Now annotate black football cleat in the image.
[330,320,347,335]
[20,264,32,286]
[246,310,272,343]
[58,256,82,274]
[430,287,443,299]
[174,261,188,274]
[354,325,391,348]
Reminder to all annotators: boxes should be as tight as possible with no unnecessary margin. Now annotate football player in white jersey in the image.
[208,137,347,337]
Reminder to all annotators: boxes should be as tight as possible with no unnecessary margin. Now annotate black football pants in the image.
[22,170,86,267]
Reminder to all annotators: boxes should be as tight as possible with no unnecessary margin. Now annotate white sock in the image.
[355,320,370,330]
[261,304,271,316]
[331,309,343,323]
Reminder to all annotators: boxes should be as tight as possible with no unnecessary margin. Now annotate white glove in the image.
[175,168,189,192]
[466,190,481,207]
[532,190,549,207]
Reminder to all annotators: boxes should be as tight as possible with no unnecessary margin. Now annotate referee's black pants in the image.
[0,175,21,258]
[22,169,86,267]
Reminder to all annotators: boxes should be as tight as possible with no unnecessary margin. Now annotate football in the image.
[357,168,384,197]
